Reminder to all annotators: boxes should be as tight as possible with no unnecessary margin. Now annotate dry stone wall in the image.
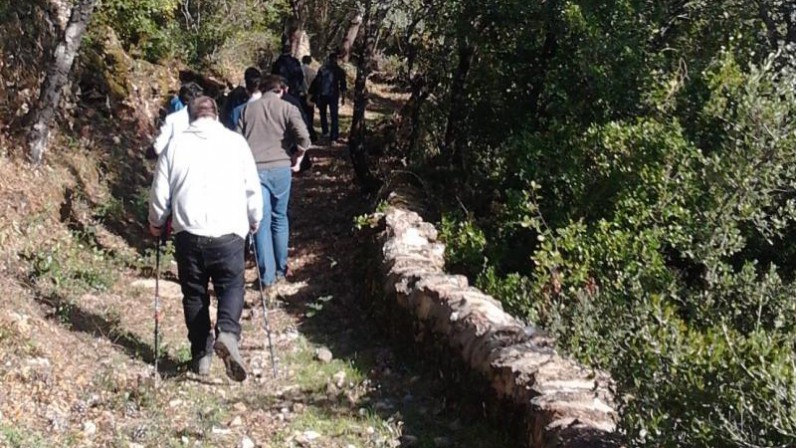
[372,200,618,448]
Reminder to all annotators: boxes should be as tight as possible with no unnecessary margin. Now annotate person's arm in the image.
[239,138,262,232]
[295,62,305,93]
[338,67,347,93]
[338,67,347,104]
[152,115,173,156]
[235,105,246,135]
[148,146,172,235]
[231,104,244,134]
[286,104,311,151]
[285,104,311,172]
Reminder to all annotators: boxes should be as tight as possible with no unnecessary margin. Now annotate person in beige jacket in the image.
[237,75,311,290]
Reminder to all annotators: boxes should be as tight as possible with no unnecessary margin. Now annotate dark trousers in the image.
[174,232,245,358]
[318,95,340,141]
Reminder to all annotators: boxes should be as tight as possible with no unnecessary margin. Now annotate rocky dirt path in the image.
[0,93,509,447]
[0,150,507,448]
[101,142,509,447]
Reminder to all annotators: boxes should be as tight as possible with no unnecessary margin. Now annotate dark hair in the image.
[259,75,285,94]
[244,66,261,80]
[301,55,312,65]
[282,43,292,54]
[188,96,218,122]
[243,67,262,93]
[178,82,204,105]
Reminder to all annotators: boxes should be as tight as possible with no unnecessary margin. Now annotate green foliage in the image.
[177,0,287,71]
[94,0,287,69]
[438,214,486,280]
[476,268,535,320]
[26,239,117,296]
[0,425,48,448]
[94,0,180,61]
[391,0,796,444]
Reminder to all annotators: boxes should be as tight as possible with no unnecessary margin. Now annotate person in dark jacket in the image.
[300,55,318,142]
[309,52,347,143]
[222,67,262,130]
[271,44,304,102]
[228,67,263,130]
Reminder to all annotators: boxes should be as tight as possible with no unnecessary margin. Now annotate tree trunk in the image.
[286,0,307,57]
[406,74,430,161]
[758,1,782,48]
[348,1,385,193]
[339,13,363,62]
[28,0,97,164]
[527,0,560,129]
[441,41,474,168]
[782,2,796,46]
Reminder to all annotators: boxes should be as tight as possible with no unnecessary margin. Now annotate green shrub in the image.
[437,46,796,445]
[438,214,487,279]
[94,0,180,61]
[476,268,535,320]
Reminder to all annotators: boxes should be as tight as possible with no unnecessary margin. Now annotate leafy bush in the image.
[94,0,287,71]
[498,53,796,446]
[94,0,180,61]
[438,214,486,280]
[399,0,796,444]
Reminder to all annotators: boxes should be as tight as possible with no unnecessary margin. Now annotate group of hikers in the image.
[146,46,347,382]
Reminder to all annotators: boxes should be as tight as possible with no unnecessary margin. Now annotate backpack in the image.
[318,67,335,97]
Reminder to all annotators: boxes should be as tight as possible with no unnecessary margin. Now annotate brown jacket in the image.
[237,91,311,169]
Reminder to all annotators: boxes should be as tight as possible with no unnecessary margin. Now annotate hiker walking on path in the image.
[271,44,304,102]
[236,75,311,291]
[149,96,262,381]
[300,56,318,142]
[310,52,347,143]
[149,82,203,158]
[228,67,263,130]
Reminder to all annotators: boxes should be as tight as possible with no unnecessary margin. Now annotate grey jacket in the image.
[236,91,311,169]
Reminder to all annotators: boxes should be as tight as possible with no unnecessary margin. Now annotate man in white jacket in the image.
[148,96,262,381]
[149,82,203,158]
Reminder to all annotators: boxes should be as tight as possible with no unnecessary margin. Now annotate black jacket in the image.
[309,64,347,99]
[272,54,304,95]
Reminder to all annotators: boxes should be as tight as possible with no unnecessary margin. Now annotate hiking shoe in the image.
[213,332,247,382]
[190,353,213,376]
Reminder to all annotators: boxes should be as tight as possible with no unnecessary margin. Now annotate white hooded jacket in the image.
[148,118,262,238]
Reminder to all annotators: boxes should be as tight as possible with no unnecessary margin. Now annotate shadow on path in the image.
[276,143,512,447]
[32,290,182,379]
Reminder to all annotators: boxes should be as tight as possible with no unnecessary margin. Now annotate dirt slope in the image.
[0,117,507,447]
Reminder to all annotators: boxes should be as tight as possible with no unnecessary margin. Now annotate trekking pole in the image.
[250,235,278,377]
[153,235,162,386]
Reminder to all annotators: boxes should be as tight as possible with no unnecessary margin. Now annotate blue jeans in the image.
[255,168,292,286]
[318,95,340,140]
